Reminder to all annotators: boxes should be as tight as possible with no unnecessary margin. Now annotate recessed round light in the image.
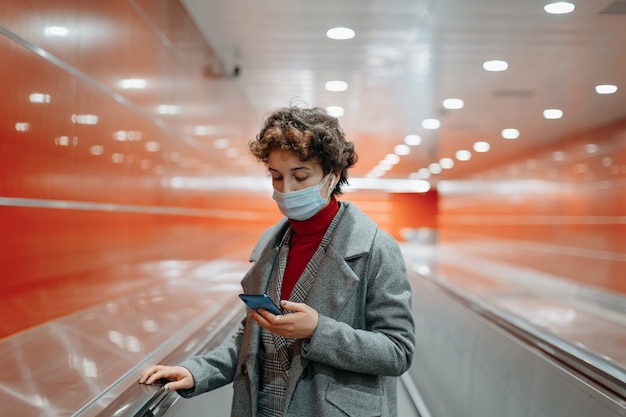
[439,158,454,169]
[544,2,575,14]
[443,98,464,109]
[385,154,400,165]
[326,106,344,117]
[422,118,441,129]
[456,150,471,161]
[483,60,508,72]
[325,80,348,92]
[416,168,431,179]
[595,84,618,94]
[543,109,563,119]
[326,27,355,40]
[394,144,411,156]
[473,141,491,152]
[428,163,442,174]
[502,128,520,139]
[404,134,422,145]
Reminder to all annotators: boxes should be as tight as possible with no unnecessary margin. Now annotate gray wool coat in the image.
[178,201,415,417]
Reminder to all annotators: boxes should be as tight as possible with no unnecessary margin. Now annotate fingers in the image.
[163,377,192,392]
[138,365,194,391]
[139,365,165,384]
[280,300,301,312]
[250,302,318,339]
[249,309,274,327]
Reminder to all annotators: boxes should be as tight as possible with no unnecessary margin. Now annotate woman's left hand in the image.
[249,300,318,339]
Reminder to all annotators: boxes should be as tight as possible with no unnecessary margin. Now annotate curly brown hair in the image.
[249,106,358,196]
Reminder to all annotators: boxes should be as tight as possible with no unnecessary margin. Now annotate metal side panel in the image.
[408,276,626,417]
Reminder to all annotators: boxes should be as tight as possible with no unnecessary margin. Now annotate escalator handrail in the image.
[73,304,245,417]
[412,267,626,403]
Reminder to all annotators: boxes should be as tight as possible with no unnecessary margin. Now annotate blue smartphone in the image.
[239,293,283,315]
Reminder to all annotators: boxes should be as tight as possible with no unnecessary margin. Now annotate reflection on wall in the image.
[438,118,626,295]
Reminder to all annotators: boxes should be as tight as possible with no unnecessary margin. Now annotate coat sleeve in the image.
[301,230,415,376]
[176,319,245,398]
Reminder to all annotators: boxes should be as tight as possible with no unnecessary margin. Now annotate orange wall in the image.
[341,190,439,241]
[0,0,276,339]
[0,0,437,339]
[438,117,626,295]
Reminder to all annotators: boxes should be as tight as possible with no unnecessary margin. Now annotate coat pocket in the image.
[325,383,383,417]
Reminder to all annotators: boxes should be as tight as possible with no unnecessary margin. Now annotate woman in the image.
[139,105,415,417]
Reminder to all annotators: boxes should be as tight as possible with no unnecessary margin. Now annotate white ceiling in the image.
[180,0,626,184]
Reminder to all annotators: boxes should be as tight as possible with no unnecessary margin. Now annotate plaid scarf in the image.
[257,210,342,416]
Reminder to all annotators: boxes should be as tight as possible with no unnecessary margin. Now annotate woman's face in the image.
[267,149,327,194]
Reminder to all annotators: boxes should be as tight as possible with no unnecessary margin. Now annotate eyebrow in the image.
[268,166,312,174]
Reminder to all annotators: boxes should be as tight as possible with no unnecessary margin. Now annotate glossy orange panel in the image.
[0,0,268,339]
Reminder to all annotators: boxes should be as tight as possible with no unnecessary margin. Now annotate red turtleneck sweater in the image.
[281,198,339,301]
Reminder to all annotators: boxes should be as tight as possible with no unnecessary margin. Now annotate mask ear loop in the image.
[328,174,337,196]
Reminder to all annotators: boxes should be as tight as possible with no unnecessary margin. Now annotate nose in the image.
[282,181,295,193]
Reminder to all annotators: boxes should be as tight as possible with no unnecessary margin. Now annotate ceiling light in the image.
[544,2,575,14]
[385,154,400,165]
[473,141,490,152]
[326,27,355,40]
[439,158,454,169]
[501,128,520,139]
[416,168,431,179]
[421,118,440,129]
[326,106,344,117]
[404,134,422,146]
[543,109,563,119]
[585,144,598,154]
[379,160,393,171]
[595,84,618,94]
[325,80,348,92]
[394,144,411,155]
[442,98,464,109]
[348,178,430,193]
[428,163,442,174]
[456,150,471,161]
[483,60,508,72]
[370,168,384,177]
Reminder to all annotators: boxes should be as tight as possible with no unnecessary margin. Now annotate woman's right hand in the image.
[138,365,195,391]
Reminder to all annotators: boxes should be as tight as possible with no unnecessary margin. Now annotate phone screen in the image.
[239,294,283,315]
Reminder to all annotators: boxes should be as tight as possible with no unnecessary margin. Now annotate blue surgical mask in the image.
[272,173,336,221]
